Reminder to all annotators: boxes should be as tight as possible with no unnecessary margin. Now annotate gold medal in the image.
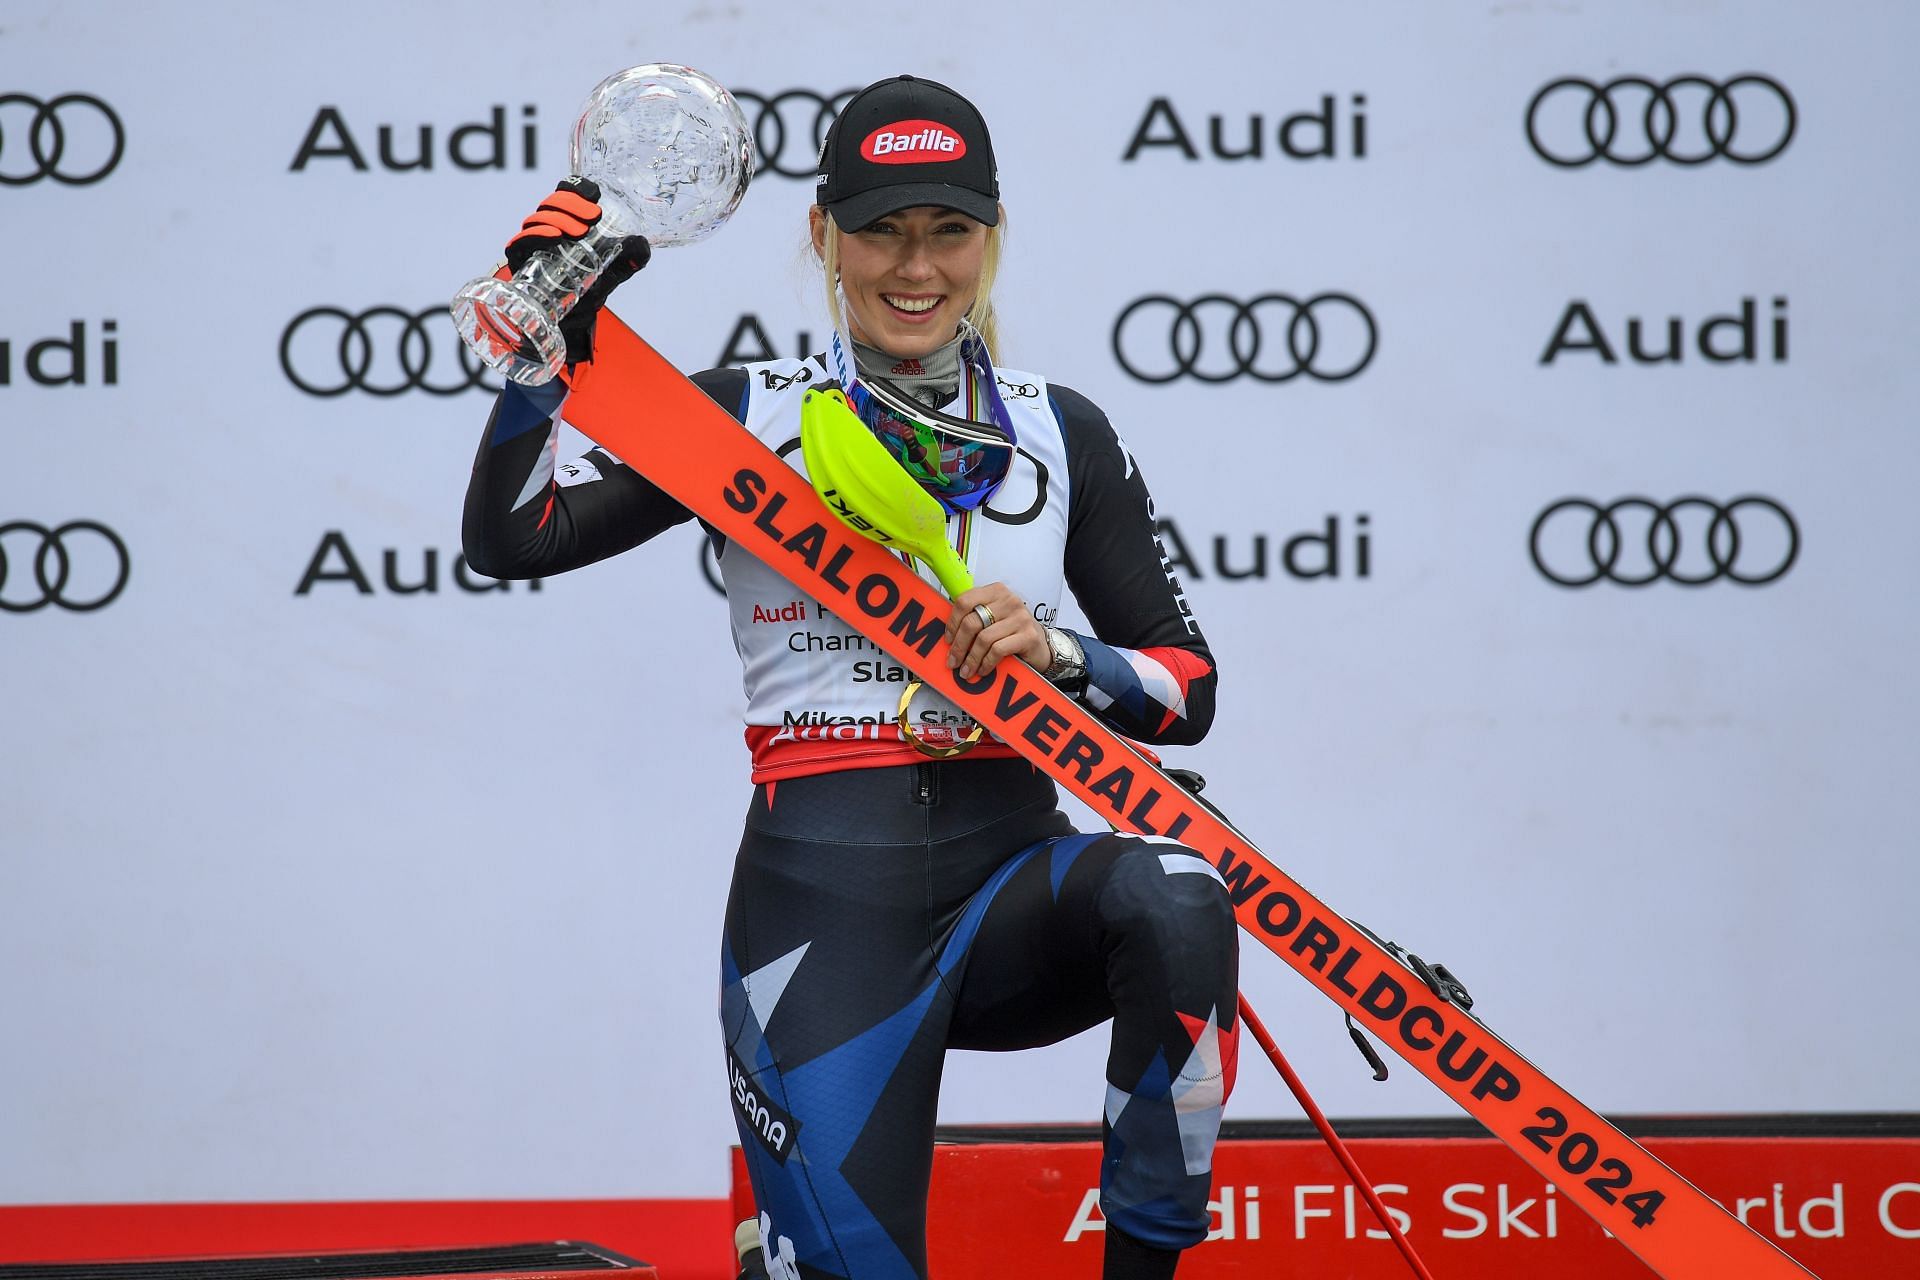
[896,680,985,759]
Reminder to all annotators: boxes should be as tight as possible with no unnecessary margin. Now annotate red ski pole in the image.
[1237,994,1437,1280]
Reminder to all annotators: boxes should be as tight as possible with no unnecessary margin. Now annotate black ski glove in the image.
[502,176,651,365]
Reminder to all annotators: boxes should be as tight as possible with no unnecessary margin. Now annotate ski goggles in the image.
[831,329,1020,514]
[853,374,1014,511]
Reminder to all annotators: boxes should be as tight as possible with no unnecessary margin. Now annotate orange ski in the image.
[560,316,1819,1280]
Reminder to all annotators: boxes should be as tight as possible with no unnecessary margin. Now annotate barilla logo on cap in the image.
[861,119,966,164]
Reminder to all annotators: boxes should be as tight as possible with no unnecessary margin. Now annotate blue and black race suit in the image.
[464,360,1239,1280]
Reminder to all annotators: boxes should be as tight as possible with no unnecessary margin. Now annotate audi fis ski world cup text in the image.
[1067,1179,1911,1244]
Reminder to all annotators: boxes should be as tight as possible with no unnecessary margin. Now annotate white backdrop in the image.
[4,0,1917,1203]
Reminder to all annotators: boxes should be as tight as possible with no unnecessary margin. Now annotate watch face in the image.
[1047,629,1085,686]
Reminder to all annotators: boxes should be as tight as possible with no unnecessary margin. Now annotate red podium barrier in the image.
[731,1116,1920,1278]
[0,1205,729,1278]
[0,1242,657,1280]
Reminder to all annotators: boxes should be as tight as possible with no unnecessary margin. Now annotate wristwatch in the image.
[1043,625,1089,697]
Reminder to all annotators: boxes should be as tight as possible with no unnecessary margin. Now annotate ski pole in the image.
[1237,993,1437,1280]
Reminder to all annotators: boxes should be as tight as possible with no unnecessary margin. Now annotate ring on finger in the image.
[974,603,996,627]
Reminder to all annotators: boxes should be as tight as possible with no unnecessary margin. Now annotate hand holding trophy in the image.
[451,63,753,385]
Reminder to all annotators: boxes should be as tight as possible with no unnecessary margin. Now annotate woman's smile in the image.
[813,204,989,358]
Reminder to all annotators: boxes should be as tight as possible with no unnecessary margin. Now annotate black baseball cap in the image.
[816,75,1000,229]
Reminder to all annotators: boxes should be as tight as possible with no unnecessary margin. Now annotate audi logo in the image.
[732,89,858,179]
[1529,496,1799,587]
[280,305,499,397]
[0,92,124,186]
[1525,74,1796,167]
[0,520,129,612]
[1112,293,1377,384]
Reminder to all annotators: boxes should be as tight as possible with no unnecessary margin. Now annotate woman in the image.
[464,74,1239,1280]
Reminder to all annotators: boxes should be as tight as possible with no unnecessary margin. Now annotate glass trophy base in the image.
[450,276,568,386]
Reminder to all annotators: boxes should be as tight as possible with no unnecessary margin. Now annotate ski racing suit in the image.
[463,352,1240,1280]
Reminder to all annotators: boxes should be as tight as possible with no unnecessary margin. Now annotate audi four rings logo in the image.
[0,92,124,185]
[1529,496,1799,587]
[1525,75,1796,167]
[280,306,498,397]
[1112,293,1377,384]
[731,89,858,179]
[0,521,129,612]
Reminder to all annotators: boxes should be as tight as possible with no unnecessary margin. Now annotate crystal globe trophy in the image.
[451,63,753,385]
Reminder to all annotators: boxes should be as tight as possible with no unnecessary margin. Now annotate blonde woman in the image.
[465,75,1237,1280]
